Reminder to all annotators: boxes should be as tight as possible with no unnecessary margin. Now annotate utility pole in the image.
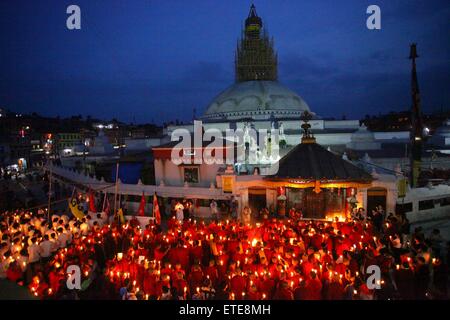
[47,165,52,222]
[409,43,423,188]
[113,162,119,220]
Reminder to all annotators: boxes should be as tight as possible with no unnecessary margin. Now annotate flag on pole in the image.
[88,191,97,213]
[117,208,125,225]
[138,192,146,216]
[104,195,111,216]
[69,196,85,220]
[153,192,161,225]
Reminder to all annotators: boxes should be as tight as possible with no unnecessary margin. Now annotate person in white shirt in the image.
[16,249,29,273]
[60,215,69,225]
[45,229,56,240]
[68,220,77,232]
[175,203,184,223]
[1,234,10,249]
[0,250,12,279]
[51,215,59,229]
[100,211,108,224]
[95,213,104,228]
[0,243,9,258]
[11,238,22,256]
[56,227,70,248]
[210,200,218,218]
[39,235,58,259]
[28,238,41,264]
[40,223,49,237]
[86,215,95,229]
[80,218,90,236]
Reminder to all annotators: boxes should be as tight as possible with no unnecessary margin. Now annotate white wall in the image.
[155,158,222,187]
[124,138,162,152]
[374,131,409,141]
[324,120,360,130]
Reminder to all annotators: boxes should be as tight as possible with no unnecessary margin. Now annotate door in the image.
[304,188,326,219]
[248,188,267,217]
[367,187,387,213]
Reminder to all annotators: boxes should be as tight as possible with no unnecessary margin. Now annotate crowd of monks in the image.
[0,207,448,300]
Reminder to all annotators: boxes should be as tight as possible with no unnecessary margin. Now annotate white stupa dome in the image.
[202,80,310,121]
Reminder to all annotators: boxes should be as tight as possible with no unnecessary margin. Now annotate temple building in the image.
[153,5,449,219]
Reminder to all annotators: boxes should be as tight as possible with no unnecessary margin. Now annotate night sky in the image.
[0,0,449,124]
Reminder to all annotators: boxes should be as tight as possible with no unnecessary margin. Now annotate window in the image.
[439,197,450,207]
[396,202,412,213]
[418,200,434,211]
[183,167,199,183]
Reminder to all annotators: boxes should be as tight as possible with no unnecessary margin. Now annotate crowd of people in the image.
[0,203,449,300]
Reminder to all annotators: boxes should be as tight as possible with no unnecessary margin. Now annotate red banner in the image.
[138,192,146,216]
[153,193,161,225]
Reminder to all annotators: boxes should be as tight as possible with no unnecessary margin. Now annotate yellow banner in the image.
[397,178,407,198]
[69,198,85,220]
[222,176,233,193]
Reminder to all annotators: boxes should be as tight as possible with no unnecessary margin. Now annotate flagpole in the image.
[153,192,156,220]
[47,165,52,223]
[102,192,107,212]
[113,162,119,222]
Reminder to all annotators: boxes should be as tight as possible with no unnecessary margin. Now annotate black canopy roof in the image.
[267,142,373,181]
